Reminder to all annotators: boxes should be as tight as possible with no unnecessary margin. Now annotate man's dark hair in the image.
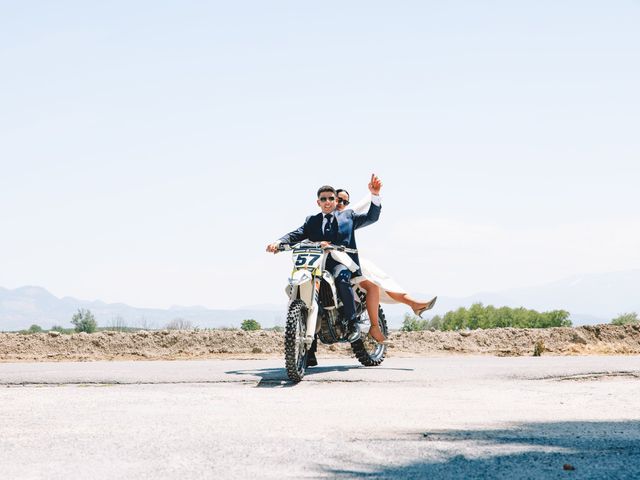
[317,185,336,198]
[336,188,350,199]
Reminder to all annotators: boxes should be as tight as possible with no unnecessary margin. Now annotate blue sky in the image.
[1,1,638,309]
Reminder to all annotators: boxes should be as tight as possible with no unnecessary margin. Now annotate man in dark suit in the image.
[266,175,382,356]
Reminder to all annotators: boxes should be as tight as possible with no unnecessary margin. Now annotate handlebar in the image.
[277,241,357,254]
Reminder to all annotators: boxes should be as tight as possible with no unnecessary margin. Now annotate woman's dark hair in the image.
[317,185,336,198]
[336,188,350,199]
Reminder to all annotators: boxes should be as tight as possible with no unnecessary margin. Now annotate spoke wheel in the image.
[285,300,308,382]
[352,293,387,367]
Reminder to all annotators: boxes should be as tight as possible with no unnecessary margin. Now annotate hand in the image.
[266,242,281,253]
[320,241,332,249]
[368,173,382,195]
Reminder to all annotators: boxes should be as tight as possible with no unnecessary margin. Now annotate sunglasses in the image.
[337,198,350,205]
[319,196,335,202]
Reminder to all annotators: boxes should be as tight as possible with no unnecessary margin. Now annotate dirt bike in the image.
[276,240,388,382]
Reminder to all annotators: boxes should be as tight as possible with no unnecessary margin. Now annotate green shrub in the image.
[533,340,545,356]
[27,324,43,334]
[611,312,639,325]
[401,313,447,332]
[405,303,571,331]
[71,308,98,333]
[50,325,72,334]
[241,319,261,331]
[401,314,429,332]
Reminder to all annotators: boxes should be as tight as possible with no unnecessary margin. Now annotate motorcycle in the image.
[276,240,388,382]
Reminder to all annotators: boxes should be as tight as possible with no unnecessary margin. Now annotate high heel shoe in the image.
[368,324,389,344]
[413,296,438,318]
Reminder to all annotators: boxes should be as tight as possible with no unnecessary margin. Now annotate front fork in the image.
[298,277,320,348]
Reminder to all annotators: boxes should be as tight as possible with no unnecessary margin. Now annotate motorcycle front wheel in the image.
[284,299,308,382]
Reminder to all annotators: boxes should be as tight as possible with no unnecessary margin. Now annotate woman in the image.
[335,188,437,342]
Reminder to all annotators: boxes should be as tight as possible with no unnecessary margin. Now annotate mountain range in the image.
[1,269,638,331]
[0,287,285,332]
[395,268,640,326]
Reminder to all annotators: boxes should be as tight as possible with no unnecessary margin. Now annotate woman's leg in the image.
[359,280,385,342]
[359,280,380,327]
[387,291,437,316]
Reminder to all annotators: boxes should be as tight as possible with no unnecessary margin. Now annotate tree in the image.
[165,318,193,330]
[428,315,443,330]
[541,310,572,328]
[442,306,469,331]
[241,319,261,331]
[108,315,128,331]
[401,313,429,332]
[71,308,97,333]
[27,324,43,334]
[611,312,639,325]
[422,303,572,331]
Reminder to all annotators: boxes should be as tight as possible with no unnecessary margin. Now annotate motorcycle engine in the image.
[317,308,344,344]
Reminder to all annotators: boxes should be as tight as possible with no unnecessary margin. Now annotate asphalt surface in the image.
[1,356,640,479]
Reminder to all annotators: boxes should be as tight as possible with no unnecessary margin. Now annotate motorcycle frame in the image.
[286,249,339,347]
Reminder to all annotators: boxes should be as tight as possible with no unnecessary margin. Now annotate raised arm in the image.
[368,173,382,196]
[349,196,372,214]
[353,174,383,229]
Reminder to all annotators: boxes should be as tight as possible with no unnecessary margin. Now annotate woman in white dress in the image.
[335,189,437,342]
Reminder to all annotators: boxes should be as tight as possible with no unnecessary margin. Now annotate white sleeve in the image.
[349,196,372,214]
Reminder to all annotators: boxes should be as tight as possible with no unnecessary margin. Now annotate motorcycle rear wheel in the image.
[351,305,388,367]
[285,300,308,382]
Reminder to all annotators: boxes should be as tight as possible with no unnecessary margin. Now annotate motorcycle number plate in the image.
[292,247,323,270]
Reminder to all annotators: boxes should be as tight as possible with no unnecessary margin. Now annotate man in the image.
[266,174,383,365]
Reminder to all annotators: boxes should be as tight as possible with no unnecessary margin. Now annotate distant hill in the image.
[0,286,285,332]
[405,269,640,326]
[1,269,638,331]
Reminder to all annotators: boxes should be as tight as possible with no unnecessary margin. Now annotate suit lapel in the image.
[311,212,324,240]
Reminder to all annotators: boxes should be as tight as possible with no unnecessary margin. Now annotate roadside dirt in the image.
[1,324,640,362]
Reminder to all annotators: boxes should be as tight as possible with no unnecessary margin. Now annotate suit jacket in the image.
[278,202,381,271]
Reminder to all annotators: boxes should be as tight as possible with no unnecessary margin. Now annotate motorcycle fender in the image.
[322,271,340,308]
[298,280,319,345]
[285,284,297,300]
[288,269,313,287]
[284,280,318,346]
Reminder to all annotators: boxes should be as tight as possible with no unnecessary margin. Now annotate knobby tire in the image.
[285,300,308,382]
[351,301,388,367]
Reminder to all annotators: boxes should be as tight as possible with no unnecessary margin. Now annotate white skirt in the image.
[353,257,407,304]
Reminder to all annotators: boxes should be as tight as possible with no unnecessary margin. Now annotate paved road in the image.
[1,356,640,479]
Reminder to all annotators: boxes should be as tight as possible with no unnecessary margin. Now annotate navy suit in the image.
[279,202,381,324]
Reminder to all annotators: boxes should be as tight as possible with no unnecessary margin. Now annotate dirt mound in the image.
[385,324,640,356]
[1,324,640,362]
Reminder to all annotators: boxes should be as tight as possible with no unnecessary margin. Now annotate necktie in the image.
[324,214,333,237]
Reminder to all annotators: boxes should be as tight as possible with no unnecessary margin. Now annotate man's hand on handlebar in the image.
[266,242,281,253]
[266,241,356,254]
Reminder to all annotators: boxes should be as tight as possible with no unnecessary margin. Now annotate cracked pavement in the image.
[1,356,639,479]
